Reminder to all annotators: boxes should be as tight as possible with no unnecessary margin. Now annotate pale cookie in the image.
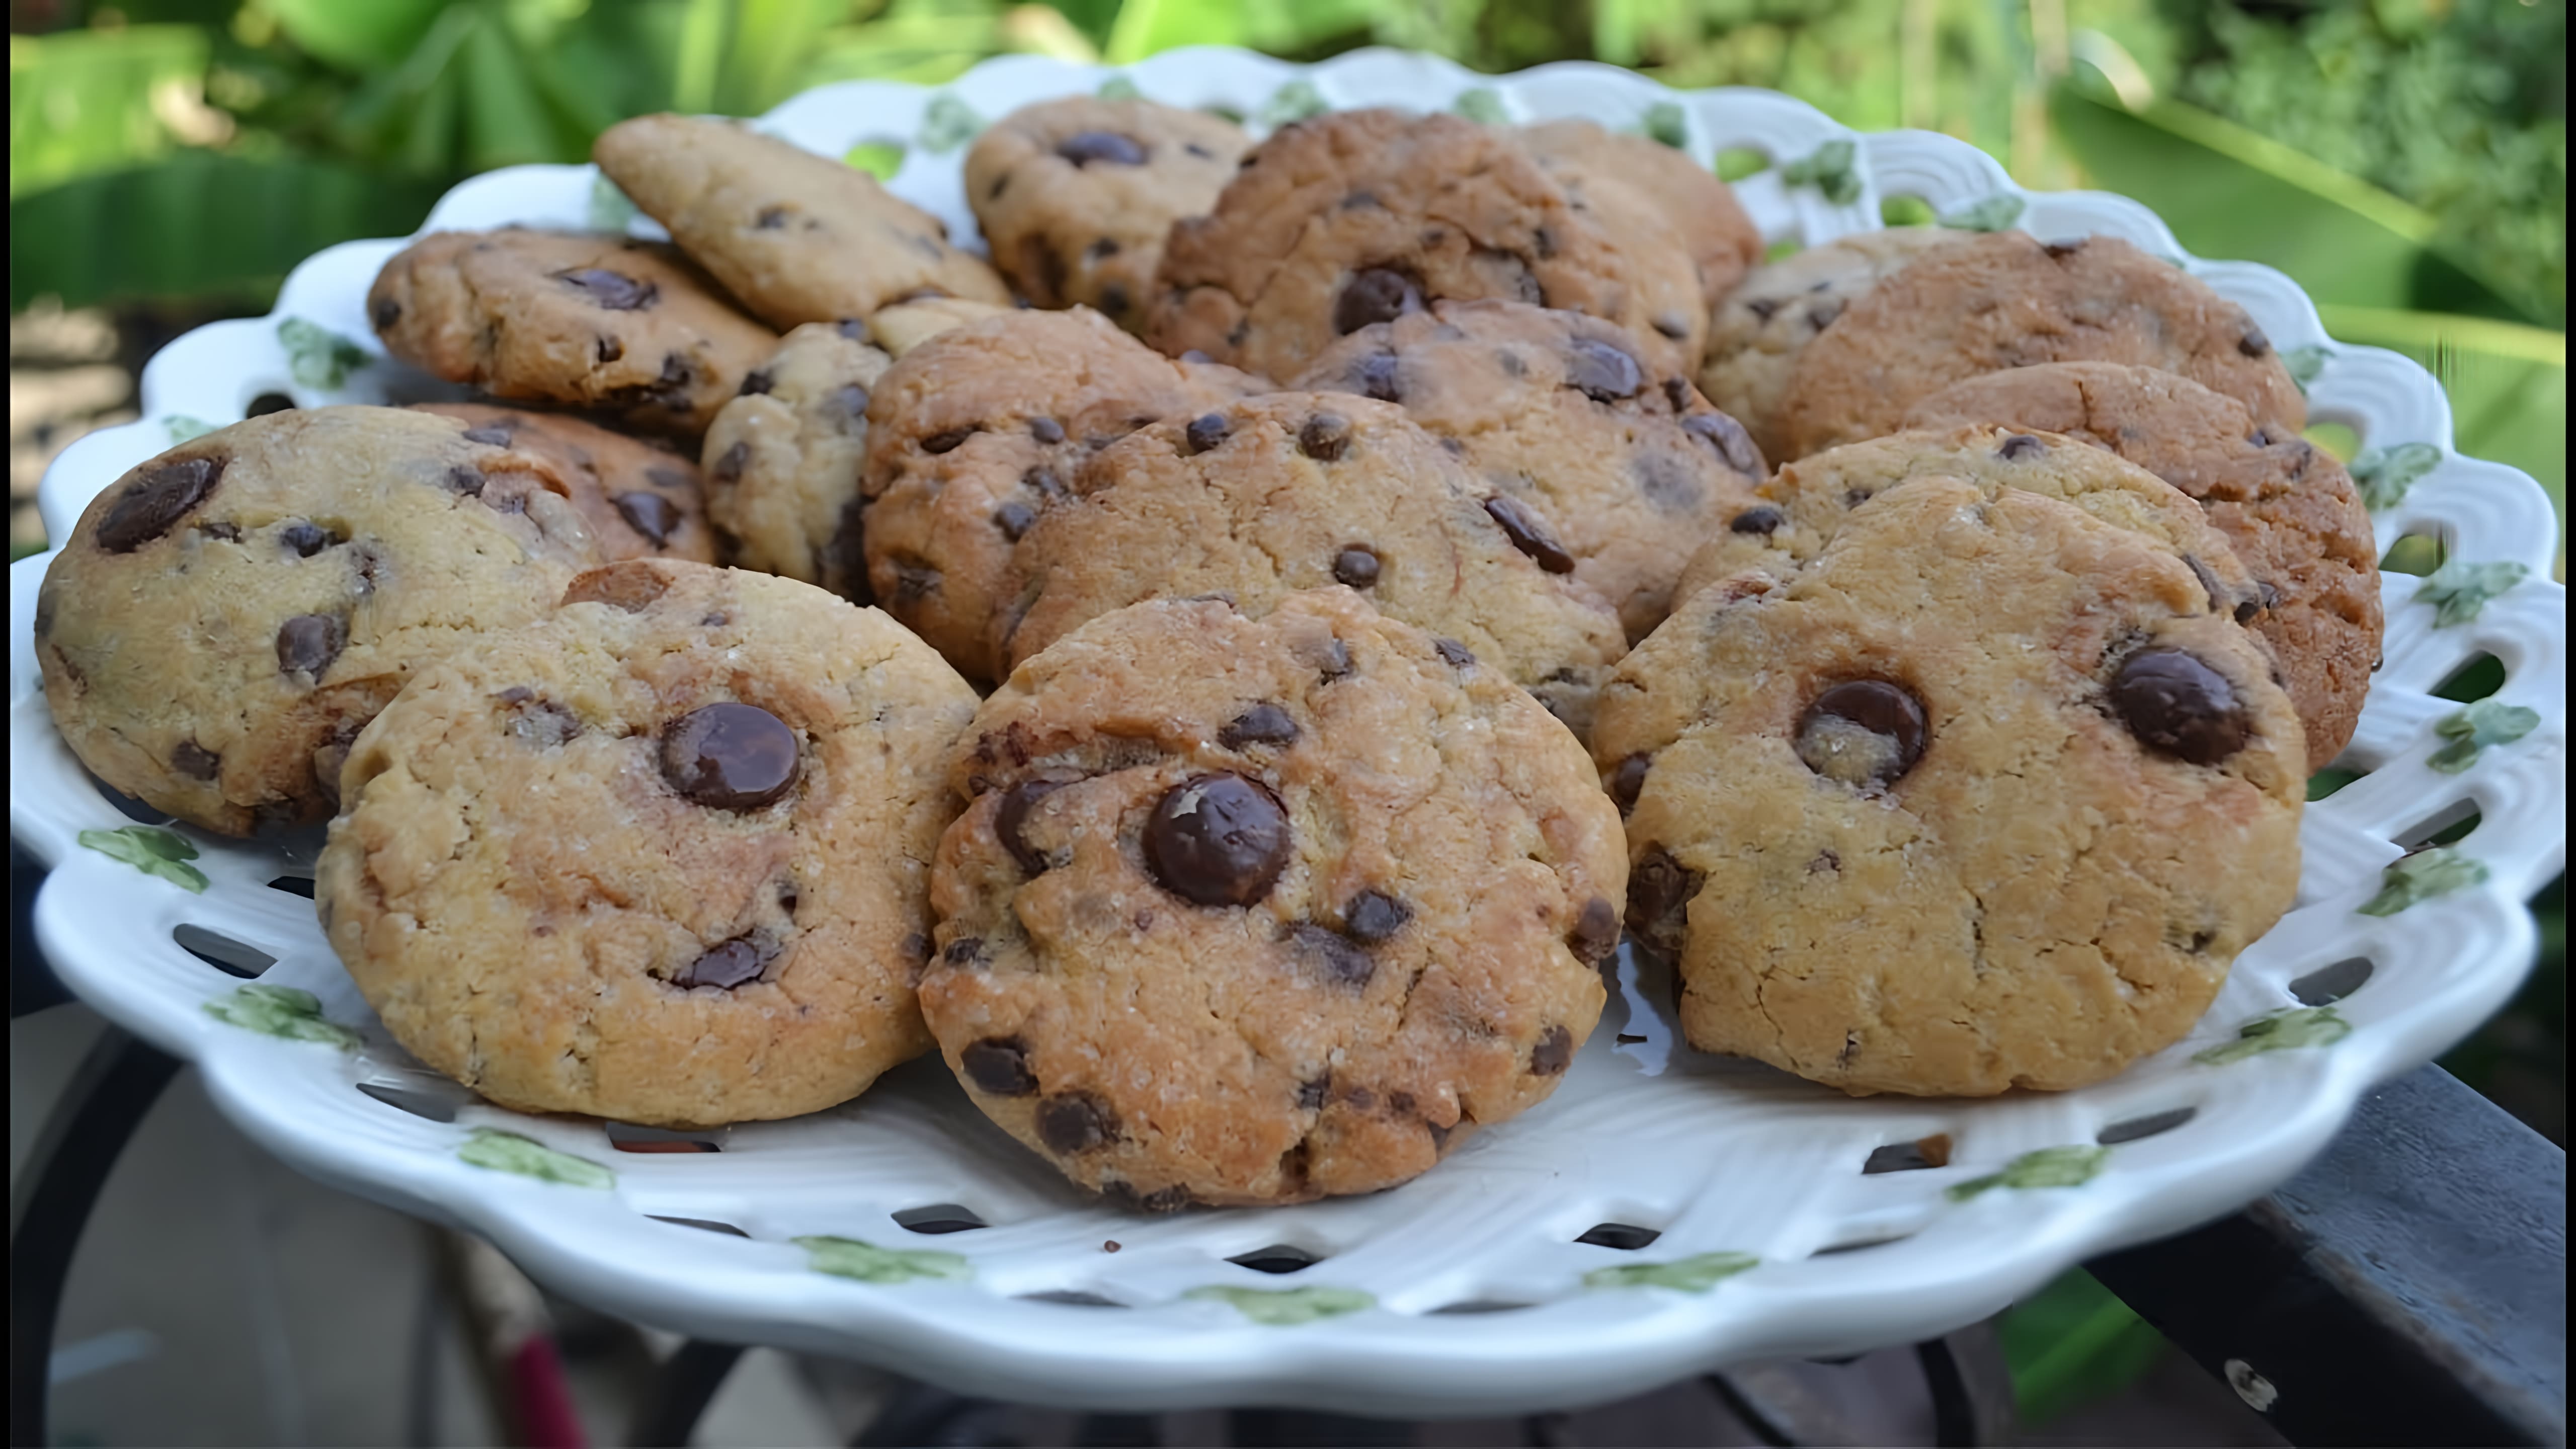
[868,297,1018,358]
[699,322,894,595]
[412,404,717,564]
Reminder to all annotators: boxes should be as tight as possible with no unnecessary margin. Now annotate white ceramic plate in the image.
[10,47,2566,1420]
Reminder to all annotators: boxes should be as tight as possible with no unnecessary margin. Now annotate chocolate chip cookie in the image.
[921,589,1624,1206]
[1696,228,1977,462]
[1291,299,1765,641]
[965,96,1252,331]
[413,404,717,564]
[35,407,604,835]
[369,229,778,437]
[1596,479,2304,1096]
[995,392,1629,736]
[698,322,894,594]
[1902,362,2378,766]
[593,113,1012,330]
[1776,231,2308,458]
[318,558,977,1126]
[1517,119,1762,308]
[1146,108,1707,383]
[858,307,1259,682]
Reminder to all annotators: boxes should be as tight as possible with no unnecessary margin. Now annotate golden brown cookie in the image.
[318,558,978,1127]
[1517,119,1762,307]
[411,404,717,564]
[698,322,894,594]
[922,590,1624,1207]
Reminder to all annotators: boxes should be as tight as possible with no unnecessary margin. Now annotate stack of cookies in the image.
[34,90,2372,1212]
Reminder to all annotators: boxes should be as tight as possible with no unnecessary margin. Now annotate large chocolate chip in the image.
[1183,413,1231,455]
[1057,131,1147,166]
[1218,704,1300,750]
[1286,923,1375,988]
[1563,339,1642,403]
[614,492,681,547]
[173,740,221,780]
[1730,506,1784,535]
[1331,544,1380,588]
[1352,352,1401,403]
[1998,434,2047,460]
[1795,680,1929,789]
[996,779,1061,875]
[1609,752,1650,814]
[994,501,1035,541]
[1625,844,1702,961]
[1484,495,1575,574]
[445,465,487,498]
[1683,413,1763,475]
[661,702,801,810]
[1568,898,1620,965]
[276,614,345,679]
[1300,413,1353,461]
[558,268,659,310]
[1036,1093,1116,1154]
[1030,416,1066,444]
[922,427,976,455]
[1530,1025,1574,1075]
[962,1037,1039,1096]
[1143,773,1291,908]
[1434,639,1475,671]
[1334,268,1423,335]
[97,457,224,553]
[675,937,767,989]
[1343,890,1409,942]
[738,370,774,396]
[278,521,336,557]
[2111,648,2249,765]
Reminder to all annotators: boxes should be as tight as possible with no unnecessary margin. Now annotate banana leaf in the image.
[9,26,211,199]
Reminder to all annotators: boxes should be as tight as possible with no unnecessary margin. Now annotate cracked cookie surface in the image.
[412,403,717,564]
[36,406,604,834]
[317,558,978,1127]
[1597,479,2303,1097]
[921,590,1624,1206]
[698,321,894,594]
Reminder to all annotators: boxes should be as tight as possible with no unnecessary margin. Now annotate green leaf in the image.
[278,316,371,390]
[2414,557,2529,626]
[1451,88,1507,126]
[796,1235,973,1284]
[2194,1005,2353,1064]
[587,172,636,234]
[265,0,449,71]
[8,27,214,199]
[843,140,906,182]
[915,94,982,154]
[2351,441,2444,510]
[2282,345,2331,391]
[1184,1284,1374,1324]
[1640,101,1688,150]
[458,1128,615,1189]
[1257,79,1327,131]
[1940,194,2025,232]
[1880,195,1937,228]
[1780,139,1861,205]
[166,415,216,443]
[77,825,208,893]
[1583,1250,1760,1293]
[1947,1145,2109,1200]
[2358,847,2490,917]
[1096,74,1140,101]
[1763,237,1805,263]
[2428,699,2542,774]
[1714,147,1769,182]
[203,984,361,1050]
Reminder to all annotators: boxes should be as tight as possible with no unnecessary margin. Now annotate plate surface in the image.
[11,46,2567,1419]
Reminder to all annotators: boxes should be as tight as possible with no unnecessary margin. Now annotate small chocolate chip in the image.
[1341,189,1382,210]
[893,559,940,601]
[2111,649,2249,765]
[2239,326,2271,357]
[173,741,220,780]
[1351,352,1401,403]
[711,440,750,485]
[462,424,515,446]
[557,268,658,310]
[615,492,682,547]
[506,697,581,748]
[1563,339,1643,403]
[661,702,800,810]
[1998,433,2047,460]
[97,457,224,553]
[197,520,242,542]
[1569,897,1619,965]
[2234,595,2264,625]
[1023,464,1067,499]
[922,427,976,455]
[1804,299,1844,332]
[1178,350,1213,364]
[2182,554,2228,614]
[1796,680,1929,789]
[1434,639,1475,671]
[1219,704,1300,750]
[1744,296,1781,323]
[1057,131,1147,166]
[754,205,790,229]
[996,779,1062,876]
[1299,413,1353,461]
[738,369,774,396]
[1036,1093,1116,1154]
[1143,773,1291,908]
[444,465,486,498]
[675,937,767,989]
[1496,349,1527,378]
[819,384,870,429]
[278,522,335,557]
[1030,416,1066,444]
[944,937,987,967]
[595,335,625,364]
[1609,752,1650,814]
[1285,923,1375,988]
[1530,1025,1574,1075]
[1662,376,1691,411]
[1315,638,1354,682]
[2043,238,2087,259]
[1084,237,1120,261]
[1297,1077,1329,1111]
[1730,506,1785,535]
[1098,282,1133,318]
[1331,544,1380,588]
[1652,311,1691,341]
[1484,495,1576,573]
[276,614,345,679]
[962,1037,1039,1096]
[994,501,1036,541]
[1625,844,1702,961]
[1343,890,1409,942]
[372,297,401,331]
[647,465,693,492]
[1334,267,1423,335]
[1183,413,1231,455]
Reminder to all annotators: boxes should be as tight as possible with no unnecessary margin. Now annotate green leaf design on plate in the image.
[587,172,637,233]
[844,140,906,182]
[1940,194,2026,232]
[203,984,360,1050]
[1763,237,1806,263]
[77,825,208,893]
[2414,557,2528,626]
[1451,88,1507,125]
[1640,101,1688,149]
[458,1129,614,1189]
[916,95,983,154]
[2428,699,2541,774]
[1714,146,1769,182]
[2282,345,2331,391]
[1583,1250,1759,1293]
[797,1236,972,1284]
[1096,74,1141,101]
[1779,139,1861,204]
[1185,1284,1374,1325]
[166,415,216,443]
[2358,847,2489,917]
[2195,1004,2352,1065]
[1201,103,1246,125]
[1947,1145,2109,1200]
[1258,80,1327,130]
[1879,195,1937,228]
[2351,441,2443,510]
[277,317,370,390]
